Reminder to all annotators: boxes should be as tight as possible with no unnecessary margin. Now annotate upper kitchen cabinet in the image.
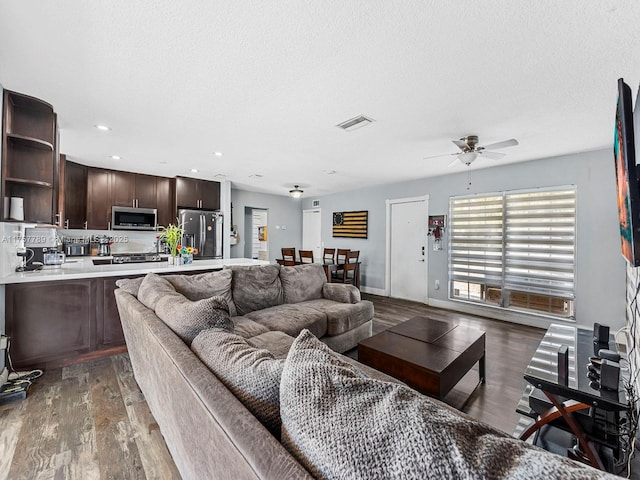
[111,171,135,207]
[61,157,88,229]
[86,167,112,229]
[175,176,220,210]
[134,174,158,208]
[155,176,175,228]
[1,90,58,223]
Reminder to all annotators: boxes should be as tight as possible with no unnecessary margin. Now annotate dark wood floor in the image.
[1,294,546,480]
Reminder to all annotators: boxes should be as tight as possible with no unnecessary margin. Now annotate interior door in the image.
[390,199,428,302]
[302,209,322,263]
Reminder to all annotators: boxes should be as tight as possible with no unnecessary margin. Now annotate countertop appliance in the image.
[24,227,59,265]
[179,209,223,259]
[94,235,113,256]
[112,206,157,231]
[63,236,90,256]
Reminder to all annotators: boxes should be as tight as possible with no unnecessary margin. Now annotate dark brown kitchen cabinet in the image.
[99,277,127,345]
[111,170,135,207]
[156,176,175,228]
[175,176,220,210]
[135,174,157,208]
[1,90,59,223]
[62,158,88,229]
[5,280,97,367]
[86,167,112,229]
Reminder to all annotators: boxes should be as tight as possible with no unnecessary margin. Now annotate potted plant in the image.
[158,219,184,264]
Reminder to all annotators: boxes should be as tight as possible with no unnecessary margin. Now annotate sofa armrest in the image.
[322,283,361,304]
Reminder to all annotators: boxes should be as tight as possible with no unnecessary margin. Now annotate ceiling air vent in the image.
[336,115,375,132]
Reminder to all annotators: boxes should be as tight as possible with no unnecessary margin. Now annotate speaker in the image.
[600,360,620,391]
[593,323,610,345]
[558,345,569,386]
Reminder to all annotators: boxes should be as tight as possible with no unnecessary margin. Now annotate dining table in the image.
[275,259,361,288]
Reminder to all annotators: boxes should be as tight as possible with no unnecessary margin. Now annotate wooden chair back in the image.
[346,250,360,263]
[342,262,358,285]
[299,250,314,264]
[323,248,335,264]
[281,248,296,262]
[336,249,350,264]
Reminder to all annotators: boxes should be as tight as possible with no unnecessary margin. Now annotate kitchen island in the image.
[1,257,269,369]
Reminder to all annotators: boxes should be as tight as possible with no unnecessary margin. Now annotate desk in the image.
[517,324,630,472]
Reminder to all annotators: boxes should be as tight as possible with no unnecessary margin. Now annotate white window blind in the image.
[449,195,504,288]
[504,189,576,299]
[449,186,576,317]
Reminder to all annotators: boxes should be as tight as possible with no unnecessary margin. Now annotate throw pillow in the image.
[115,276,144,297]
[280,330,614,480]
[191,328,284,436]
[229,264,284,315]
[137,273,177,310]
[280,264,326,304]
[155,294,232,344]
[165,269,237,317]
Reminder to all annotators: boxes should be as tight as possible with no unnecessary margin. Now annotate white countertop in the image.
[0,257,270,284]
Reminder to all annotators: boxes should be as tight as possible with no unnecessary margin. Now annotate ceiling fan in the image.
[424,135,519,166]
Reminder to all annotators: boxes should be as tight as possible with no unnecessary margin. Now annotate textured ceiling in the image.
[1,1,640,197]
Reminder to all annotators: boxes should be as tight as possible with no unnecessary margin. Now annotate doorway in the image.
[302,209,322,263]
[386,196,429,303]
[244,207,268,260]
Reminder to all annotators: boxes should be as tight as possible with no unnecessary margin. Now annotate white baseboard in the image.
[360,286,387,296]
[427,298,556,330]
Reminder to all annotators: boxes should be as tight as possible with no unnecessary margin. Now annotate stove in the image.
[112,252,165,264]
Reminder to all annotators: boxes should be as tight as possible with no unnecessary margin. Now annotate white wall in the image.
[230,189,302,263]
[302,149,626,330]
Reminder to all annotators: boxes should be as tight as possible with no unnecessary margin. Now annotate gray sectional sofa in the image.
[115,263,616,480]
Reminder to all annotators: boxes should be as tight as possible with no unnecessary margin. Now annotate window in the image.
[449,187,576,318]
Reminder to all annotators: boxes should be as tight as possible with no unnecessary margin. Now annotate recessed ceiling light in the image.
[95,124,111,131]
[158,161,168,164]
[214,152,223,157]
[249,174,263,178]
[190,168,199,173]
[325,170,336,175]
[214,173,226,178]
[110,155,121,160]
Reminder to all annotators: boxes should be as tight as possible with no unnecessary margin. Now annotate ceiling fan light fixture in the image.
[458,151,478,165]
[289,185,304,198]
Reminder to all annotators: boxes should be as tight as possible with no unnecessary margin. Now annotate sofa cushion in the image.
[115,276,144,296]
[281,330,611,480]
[164,269,237,317]
[280,264,326,304]
[246,304,327,338]
[155,294,233,344]
[230,265,284,315]
[191,328,284,436]
[232,316,271,339]
[137,273,177,310]
[247,331,295,359]
[301,299,374,336]
[322,283,361,304]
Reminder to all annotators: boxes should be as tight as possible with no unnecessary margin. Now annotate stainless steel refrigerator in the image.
[178,209,223,259]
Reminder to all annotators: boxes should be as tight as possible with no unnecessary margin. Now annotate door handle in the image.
[83,221,88,230]
[65,219,69,229]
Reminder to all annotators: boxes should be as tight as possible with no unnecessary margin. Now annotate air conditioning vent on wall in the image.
[336,115,375,132]
[312,200,320,207]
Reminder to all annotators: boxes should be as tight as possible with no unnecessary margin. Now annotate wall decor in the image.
[332,210,368,238]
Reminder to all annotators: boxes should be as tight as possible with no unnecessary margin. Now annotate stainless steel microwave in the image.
[111,206,157,230]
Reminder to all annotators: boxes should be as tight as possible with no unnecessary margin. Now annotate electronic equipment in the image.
[613,78,640,266]
[593,323,610,345]
[600,360,620,391]
[112,206,157,231]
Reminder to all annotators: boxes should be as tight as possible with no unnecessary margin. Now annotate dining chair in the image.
[281,247,296,266]
[323,248,336,264]
[299,250,314,264]
[332,248,351,280]
[341,250,360,285]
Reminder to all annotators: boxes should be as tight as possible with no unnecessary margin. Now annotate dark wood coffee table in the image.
[358,316,486,400]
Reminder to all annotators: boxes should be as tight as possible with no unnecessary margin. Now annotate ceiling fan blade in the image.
[423,153,457,160]
[447,157,460,167]
[480,138,519,151]
[452,139,468,151]
[481,150,506,160]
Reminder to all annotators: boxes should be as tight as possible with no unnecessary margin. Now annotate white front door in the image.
[302,209,322,263]
[388,197,428,302]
